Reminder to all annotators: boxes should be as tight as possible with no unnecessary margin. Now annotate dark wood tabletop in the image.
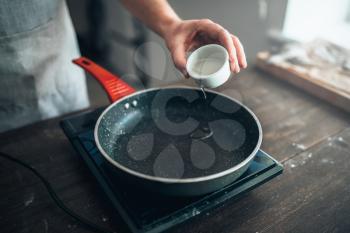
[1,68,350,233]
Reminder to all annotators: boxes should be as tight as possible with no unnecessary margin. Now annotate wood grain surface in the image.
[256,51,350,113]
[1,68,349,233]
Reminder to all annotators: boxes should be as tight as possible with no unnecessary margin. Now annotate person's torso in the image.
[0,0,89,133]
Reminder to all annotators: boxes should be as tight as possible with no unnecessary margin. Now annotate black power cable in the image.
[0,151,112,233]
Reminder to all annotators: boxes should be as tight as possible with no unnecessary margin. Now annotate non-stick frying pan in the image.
[73,57,262,196]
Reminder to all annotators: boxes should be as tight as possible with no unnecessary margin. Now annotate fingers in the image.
[167,19,247,79]
[196,19,247,73]
[170,43,189,78]
[196,21,238,73]
[217,28,240,73]
[231,34,247,68]
[187,40,202,53]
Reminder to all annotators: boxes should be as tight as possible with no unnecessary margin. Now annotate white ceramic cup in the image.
[186,44,230,88]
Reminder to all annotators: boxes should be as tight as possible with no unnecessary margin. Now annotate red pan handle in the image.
[73,57,136,103]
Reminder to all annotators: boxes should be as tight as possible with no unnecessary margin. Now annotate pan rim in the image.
[94,86,262,183]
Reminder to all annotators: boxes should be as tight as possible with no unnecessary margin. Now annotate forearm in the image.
[120,0,181,38]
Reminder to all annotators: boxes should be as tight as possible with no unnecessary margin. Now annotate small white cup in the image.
[186,44,231,88]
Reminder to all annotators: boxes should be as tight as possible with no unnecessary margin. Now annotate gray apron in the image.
[0,0,89,133]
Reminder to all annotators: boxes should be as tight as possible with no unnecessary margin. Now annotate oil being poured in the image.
[190,86,213,140]
[201,87,207,99]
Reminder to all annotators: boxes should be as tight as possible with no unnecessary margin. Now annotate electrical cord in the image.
[0,151,112,233]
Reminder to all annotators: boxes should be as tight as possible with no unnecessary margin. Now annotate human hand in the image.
[162,19,247,78]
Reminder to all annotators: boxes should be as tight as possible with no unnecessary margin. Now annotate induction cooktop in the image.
[60,107,283,233]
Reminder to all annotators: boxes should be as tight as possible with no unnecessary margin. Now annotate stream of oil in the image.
[201,87,207,99]
[190,87,213,140]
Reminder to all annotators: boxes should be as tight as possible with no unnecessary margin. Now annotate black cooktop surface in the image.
[60,107,283,233]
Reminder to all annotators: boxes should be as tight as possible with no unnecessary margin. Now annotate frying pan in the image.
[73,57,262,196]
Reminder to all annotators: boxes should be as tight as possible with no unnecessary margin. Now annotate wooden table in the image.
[1,68,350,233]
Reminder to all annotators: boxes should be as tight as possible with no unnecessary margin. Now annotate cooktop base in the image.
[60,107,283,233]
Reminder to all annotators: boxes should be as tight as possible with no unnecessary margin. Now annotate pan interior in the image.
[97,88,260,180]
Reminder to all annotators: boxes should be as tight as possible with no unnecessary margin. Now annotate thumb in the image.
[171,45,188,78]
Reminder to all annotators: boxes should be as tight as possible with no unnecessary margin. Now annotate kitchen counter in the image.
[1,68,350,233]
